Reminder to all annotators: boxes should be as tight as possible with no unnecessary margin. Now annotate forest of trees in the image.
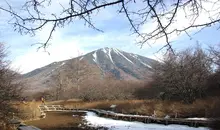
[136,45,220,103]
[152,47,213,103]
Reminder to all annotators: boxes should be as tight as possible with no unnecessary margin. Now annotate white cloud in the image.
[11,26,83,73]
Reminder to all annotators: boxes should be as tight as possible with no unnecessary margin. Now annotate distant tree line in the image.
[38,76,144,101]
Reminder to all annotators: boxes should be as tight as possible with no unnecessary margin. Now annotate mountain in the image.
[78,47,156,80]
[20,47,157,93]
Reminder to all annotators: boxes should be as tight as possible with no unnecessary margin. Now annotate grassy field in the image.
[15,97,220,119]
[12,101,42,121]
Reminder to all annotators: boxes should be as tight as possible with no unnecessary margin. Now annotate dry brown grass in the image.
[14,97,220,119]
[12,101,43,121]
[53,97,220,118]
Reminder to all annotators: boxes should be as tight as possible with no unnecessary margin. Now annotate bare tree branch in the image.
[1,0,220,52]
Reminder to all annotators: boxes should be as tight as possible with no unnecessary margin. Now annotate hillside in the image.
[19,47,157,94]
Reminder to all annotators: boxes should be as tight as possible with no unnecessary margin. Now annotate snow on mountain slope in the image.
[80,47,157,80]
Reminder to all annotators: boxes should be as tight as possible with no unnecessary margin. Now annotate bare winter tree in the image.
[209,44,220,69]
[48,59,96,100]
[1,0,220,51]
[50,71,67,100]
[206,44,220,96]
[78,78,139,101]
[0,43,23,127]
[153,46,212,103]
[65,58,93,91]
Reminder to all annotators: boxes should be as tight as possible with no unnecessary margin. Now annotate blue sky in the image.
[0,0,219,73]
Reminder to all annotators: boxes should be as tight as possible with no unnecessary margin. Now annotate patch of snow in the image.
[110,105,117,108]
[93,51,98,63]
[46,62,65,76]
[113,49,134,64]
[60,62,65,66]
[102,48,107,53]
[84,112,210,130]
[112,48,120,55]
[45,68,55,76]
[79,57,84,61]
[109,112,150,118]
[164,115,170,119]
[131,54,138,59]
[139,60,152,69]
[186,118,208,121]
[146,64,152,69]
[108,49,114,64]
[130,54,152,69]
[94,109,151,118]
[139,60,148,66]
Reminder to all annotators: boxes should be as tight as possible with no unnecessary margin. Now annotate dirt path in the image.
[25,111,94,130]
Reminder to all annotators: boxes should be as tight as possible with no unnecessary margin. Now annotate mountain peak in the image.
[96,47,120,54]
[80,47,157,80]
[99,47,119,50]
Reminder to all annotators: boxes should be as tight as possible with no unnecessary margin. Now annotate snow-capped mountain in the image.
[78,47,156,80]
[19,47,157,92]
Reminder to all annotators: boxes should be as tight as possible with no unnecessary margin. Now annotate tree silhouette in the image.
[0,43,23,125]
